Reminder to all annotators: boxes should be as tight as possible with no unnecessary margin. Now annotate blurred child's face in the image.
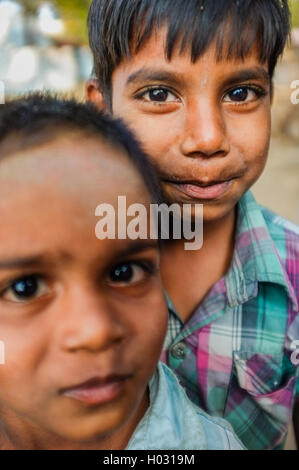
[0,135,167,447]
[89,29,271,223]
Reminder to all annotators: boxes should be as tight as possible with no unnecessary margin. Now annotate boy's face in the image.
[88,30,272,222]
[0,135,167,446]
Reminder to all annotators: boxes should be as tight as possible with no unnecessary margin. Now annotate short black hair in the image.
[88,0,291,103]
[0,94,162,205]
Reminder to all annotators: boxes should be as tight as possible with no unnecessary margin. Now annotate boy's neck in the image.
[161,207,237,322]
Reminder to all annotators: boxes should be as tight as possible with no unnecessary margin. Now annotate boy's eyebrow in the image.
[0,241,159,270]
[221,67,270,87]
[0,254,63,270]
[126,66,270,88]
[126,68,184,88]
[114,240,159,259]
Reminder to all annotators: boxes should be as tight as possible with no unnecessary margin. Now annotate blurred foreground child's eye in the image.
[107,261,153,286]
[1,275,49,303]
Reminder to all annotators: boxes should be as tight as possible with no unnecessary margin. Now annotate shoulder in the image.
[159,363,245,450]
[260,206,299,243]
[261,206,299,282]
[259,206,299,315]
[193,409,245,450]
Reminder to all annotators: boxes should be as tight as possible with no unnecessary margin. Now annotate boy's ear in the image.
[86,80,108,112]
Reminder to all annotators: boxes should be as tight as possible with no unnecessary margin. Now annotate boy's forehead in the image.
[113,28,269,86]
[0,134,150,207]
[0,133,134,182]
[0,135,154,261]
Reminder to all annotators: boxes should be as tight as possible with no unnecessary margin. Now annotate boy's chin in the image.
[161,185,240,225]
[38,404,133,447]
[43,417,125,447]
[165,197,238,225]
[201,203,238,224]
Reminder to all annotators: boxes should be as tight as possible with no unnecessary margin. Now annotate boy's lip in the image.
[163,177,236,201]
[60,374,132,406]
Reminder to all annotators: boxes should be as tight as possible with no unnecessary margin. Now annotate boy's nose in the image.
[180,101,230,158]
[57,287,126,353]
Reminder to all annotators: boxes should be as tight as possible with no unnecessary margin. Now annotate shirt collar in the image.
[226,191,298,309]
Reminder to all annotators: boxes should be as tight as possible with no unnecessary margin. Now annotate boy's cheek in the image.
[0,364,43,416]
[111,96,177,156]
[139,293,168,336]
[133,291,168,359]
[0,327,48,397]
[243,138,270,184]
[231,110,270,179]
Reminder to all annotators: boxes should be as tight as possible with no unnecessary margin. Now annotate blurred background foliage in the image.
[53,0,91,43]
[22,0,91,44]
[21,0,299,43]
[290,0,299,26]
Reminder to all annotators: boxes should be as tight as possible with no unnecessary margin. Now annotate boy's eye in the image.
[137,87,179,103]
[107,262,152,286]
[2,275,49,303]
[223,87,263,103]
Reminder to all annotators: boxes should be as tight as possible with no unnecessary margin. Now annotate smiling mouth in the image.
[60,374,132,406]
[163,178,236,201]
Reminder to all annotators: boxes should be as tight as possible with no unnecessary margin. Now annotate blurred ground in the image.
[252,47,299,226]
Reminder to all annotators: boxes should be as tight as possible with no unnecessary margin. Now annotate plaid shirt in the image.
[161,191,299,450]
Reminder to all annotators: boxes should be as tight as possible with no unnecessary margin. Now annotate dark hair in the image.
[88,0,291,102]
[0,94,162,205]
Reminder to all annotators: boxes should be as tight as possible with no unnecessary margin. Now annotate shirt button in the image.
[171,342,187,359]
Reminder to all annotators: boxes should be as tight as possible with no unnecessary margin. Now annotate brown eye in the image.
[149,88,169,102]
[223,86,265,103]
[107,262,152,286]
[227,87,249,102]
[2,275,49,303]
[137,87,179,103]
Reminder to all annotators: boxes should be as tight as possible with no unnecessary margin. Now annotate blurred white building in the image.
[0,0,93,97]
[0,0,25,47]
